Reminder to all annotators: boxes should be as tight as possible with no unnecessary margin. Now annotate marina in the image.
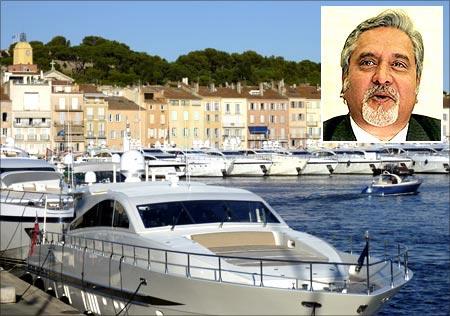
[1,155,448,315]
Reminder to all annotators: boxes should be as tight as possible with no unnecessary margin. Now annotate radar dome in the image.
[85,171,96,185]
[120,150,145,182]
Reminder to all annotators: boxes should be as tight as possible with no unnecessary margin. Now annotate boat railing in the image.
[35,231,410,295]
[0,189,74,210]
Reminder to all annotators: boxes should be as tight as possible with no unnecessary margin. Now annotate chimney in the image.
[278,79,285,95]
[237,81,242,94]
[231,82,235,89]
[182,77,189,85]
[209,82,215,92]
[225,82,229,88]
[194,82,199,93]
[259,82,264,96]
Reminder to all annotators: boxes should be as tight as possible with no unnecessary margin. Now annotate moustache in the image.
[365,84,399,102]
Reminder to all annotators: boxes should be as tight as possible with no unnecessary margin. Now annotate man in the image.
[323,9,441,142]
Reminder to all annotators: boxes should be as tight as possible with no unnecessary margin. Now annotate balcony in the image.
[98,132,106,138]
[55,135,85,142]
[86,115,94,120]
[14,134,24,140]
[40,135,50,141]
[27,135,37,141]
[54,106,83,112]
[98,115,106,121]
[306,121,318,127]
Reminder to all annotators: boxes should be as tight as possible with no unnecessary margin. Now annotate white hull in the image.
[300,161,337,175]
[333,161,379,174]
[266,157,307,176]
[226,161,271,176]
[410,157,450,173]
[28,240,410,315]
[186,161,226,177]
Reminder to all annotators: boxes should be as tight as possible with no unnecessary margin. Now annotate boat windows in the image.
[70,199,129,230]
[137,200,279,229]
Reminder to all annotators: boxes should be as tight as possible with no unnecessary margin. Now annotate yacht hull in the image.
[28,259,402,316]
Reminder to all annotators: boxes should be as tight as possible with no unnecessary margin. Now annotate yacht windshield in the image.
[137,200,279,228]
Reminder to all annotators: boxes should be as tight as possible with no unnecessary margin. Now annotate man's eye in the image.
[392,61,407,69]
[360,60,376,67]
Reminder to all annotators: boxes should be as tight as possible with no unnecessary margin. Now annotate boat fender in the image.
[347,160,351,167]
[60,295,71,305]
[424,159,428,165]
[33,277,45,291]
[46,287,56,297]
[19,272,33,284]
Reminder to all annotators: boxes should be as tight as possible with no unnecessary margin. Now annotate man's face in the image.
[343,27,419,129]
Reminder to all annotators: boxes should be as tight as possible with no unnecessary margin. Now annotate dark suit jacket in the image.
[323,114,441,141]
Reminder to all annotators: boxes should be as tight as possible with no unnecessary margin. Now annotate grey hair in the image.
[340,9,424,81]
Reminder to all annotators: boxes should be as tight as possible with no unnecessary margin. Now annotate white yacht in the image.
[386,146,449,174]
[166,149,227,177]
[207,150,272,177]
[247,149,308,176]
[0,159,74,259]
[362,147,413,170]
[291,150,338,175]
[140,149,186,178]
[27,179,412,315]
[318,149,380,174]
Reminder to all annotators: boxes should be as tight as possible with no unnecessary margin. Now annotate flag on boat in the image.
[28,215,40,256]
[355,242,369,272]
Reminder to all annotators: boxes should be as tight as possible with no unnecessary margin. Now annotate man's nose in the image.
[372,63,392,85]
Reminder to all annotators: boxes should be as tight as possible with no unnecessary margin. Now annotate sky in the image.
[1,0,449,91]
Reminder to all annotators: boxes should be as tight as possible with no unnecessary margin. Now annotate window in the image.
[291,101,295,108]
[250,103,255,110]
[206,114,210,122]
[260,103,264,110]
[169,100,179,106]
[113,201,129,229]
[149,114,155,124]
[214,114,219,122]
[58,97,66,110]
[260,115,265,123]
[214,128,219,137]
[224,128,230,137]
[181,100,188,106]
[193,128,198,137]
[87,107,93,119]
[172,111,178,121]
[183,128,189,137]
[2,128,7,136]
[270,103,275,110]
[70,200,128,230]
[206,103,211,111]
[250,115,255,123]
[59,112,66,124]
[71,98,79,109]
[2,113,7,122]
[183,111,189,121]
[214,102,219,111]
[194,111,200,121]
[111,130,116,139]
[444,113,448,121]
[171,128,176,137]
[226,104,231,113]
[206,128,211,137]
[109,114,113,122]
[160,114,166,124]
[24,92,39,110]
[235,104,240,114]
[115,114,121,122]
[98,107,105,117]
[136,200,279,229]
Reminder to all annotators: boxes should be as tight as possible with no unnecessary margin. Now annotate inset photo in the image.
[321,6,443,142]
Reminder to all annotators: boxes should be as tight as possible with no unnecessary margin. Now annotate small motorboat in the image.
[362,170,422,196]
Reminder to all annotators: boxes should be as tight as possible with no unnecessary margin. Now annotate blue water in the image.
[201,174,450,316]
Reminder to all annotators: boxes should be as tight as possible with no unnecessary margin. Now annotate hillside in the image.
[0,35,320,87]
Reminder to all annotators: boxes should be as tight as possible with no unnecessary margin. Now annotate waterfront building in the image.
[163,85,203,149]
[78,84,108,149]
[245,82,288,149]
[216,83,247,149]
[48,69,84,153]
[285,84,321,149]
[105,96,146,150]
[139,86,169,148]
[196,83,223,149]
[0,88,12,144]
[443,94,450,143]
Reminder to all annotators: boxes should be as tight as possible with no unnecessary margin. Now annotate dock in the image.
[0,267,82,315]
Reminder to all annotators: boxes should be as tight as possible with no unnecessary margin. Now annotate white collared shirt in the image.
[350,117,409,142]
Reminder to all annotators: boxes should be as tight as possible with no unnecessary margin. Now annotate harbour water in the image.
[201,174,450,316]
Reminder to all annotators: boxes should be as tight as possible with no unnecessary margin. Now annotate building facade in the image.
[0,88,12,144]
[245,83,288,149]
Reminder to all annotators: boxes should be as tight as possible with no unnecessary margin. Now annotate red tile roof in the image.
[106,96,145,110]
